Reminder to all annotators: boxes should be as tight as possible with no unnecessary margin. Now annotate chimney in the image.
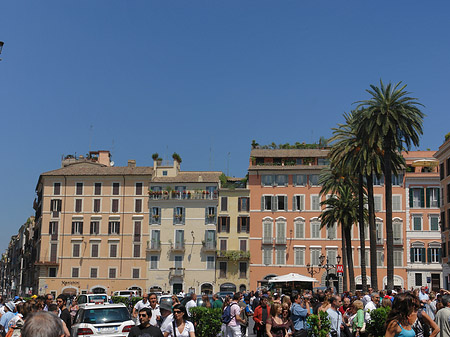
[128,160,136,168]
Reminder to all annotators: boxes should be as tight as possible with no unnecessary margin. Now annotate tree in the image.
[355,80,424,289]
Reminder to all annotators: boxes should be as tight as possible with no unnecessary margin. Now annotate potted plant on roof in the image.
[172,152,182,163]
[152,153,159,161]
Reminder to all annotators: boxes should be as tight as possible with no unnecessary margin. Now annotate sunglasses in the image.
[139,314,148,317]
[173,310,182,314]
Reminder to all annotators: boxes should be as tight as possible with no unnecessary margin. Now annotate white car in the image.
[77,293,109,305]
[113,290,138,297]
[71,303,134,337]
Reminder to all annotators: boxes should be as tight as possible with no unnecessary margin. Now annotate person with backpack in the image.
[411,307,439,337]
[253,295,270,337]
[222,293,244,337]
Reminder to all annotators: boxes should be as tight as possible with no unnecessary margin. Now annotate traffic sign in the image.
[336,264,344,273]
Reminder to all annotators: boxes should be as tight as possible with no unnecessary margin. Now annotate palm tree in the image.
[356,80,425,289]
[320,184,361,293]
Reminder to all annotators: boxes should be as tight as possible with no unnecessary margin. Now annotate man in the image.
[48,303,71,337]
[212,293,223,309]
[56,294,71,331]
[128,307,164,337]
[0,301,16,335]
[435,294,450,337]
[159,302,174,333]
[22,311,65,337]
[419,287,429,304]
[185,293,197,319]
[339,297,351,315]
[326,296,344,337]
[239,295,250,337]
[226,292,244,337]
[364,292,380,322]
[291,294,309,337]
[147,293,161,327]
[253,295,270,337]
[44,293,54,311]
[133,293,151,323]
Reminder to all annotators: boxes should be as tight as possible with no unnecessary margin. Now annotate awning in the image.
[411,159,439,167]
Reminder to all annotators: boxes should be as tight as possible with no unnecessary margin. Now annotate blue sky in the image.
[0,1,449,251]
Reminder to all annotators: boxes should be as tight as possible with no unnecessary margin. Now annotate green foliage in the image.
[111,296,142,307]
[366,306,390,337]
[253,140,329,150]
[190,307,222,337]
[306,311,331,337]
[172,152,182,163]
[152,153,159,160]
[217,250,250,260]
[446,132,450,142]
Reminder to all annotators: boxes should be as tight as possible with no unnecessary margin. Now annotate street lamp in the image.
[306,263,321,279]
[319,254,341,289]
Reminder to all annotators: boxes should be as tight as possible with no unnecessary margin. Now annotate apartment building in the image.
[216,178,250,293]
[147,159,221,295]
[32,151,152,296]
[434,137,450,289]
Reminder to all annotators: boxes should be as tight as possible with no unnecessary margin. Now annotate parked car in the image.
[216,291,234,301]
[113,290,138,297]
[159,295,184,308]
[77,294,109,305]
[71,303,134,337]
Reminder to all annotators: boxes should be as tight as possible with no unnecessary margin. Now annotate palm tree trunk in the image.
[341,223,347,292]
[366,174,378,290]
[358,172,368,292]
[384,145,394,290]
[344,225,355,292]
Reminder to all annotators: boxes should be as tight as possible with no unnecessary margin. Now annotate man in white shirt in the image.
[419,287,429,304]
[133,293,150,323]
[185,293,197,319]
[147,293,161,327]
[226,293,244,337]
[326,296,343,337]
[364,292,379,322]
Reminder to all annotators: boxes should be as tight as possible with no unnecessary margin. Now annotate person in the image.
[43,294,54,311]
[290,294,309,337]
[351,300,365,337]
[185,294,197,320]
[381,297,392,309]
[133,293,151,323]
[201,295,211,308]
[411,305,439,337]
[48,304,70,337]
[0,301,16,335]
[148,293,161,327]
[22,311,65,337]
[326,295,344,337]
[226,293,244,337]
[266,302,293,337]
[56,294,71,331]
[212,294,223,309]
[339,297,351,315]
[128,307,164,337]
[425,292,436,320]
[434,294,450,337]
[160,302,174,333]
[253,296,270,337]
[282,295,292,308]
[172,295,181,308]
[364,293,379,323]
[69,297,79,324]
[385,293,421,337]
[239,296,250,337]
[419,287,430,305]
[163,304,195,337]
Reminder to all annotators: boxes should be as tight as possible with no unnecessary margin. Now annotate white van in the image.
[113,290,138,297]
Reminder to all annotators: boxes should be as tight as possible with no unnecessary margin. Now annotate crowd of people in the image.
[1,287,450,337]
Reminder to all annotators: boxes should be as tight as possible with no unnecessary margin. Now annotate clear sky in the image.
[0,1,449,251]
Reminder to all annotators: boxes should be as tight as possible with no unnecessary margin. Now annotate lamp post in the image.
[306,263,321,279]
[319,254,341,289]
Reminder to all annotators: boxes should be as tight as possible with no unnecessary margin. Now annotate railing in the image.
[146,240,161,251]
[205,215,217,225]
[150,216,161,225]
[170,241,185,252]
[275,237,287,245]
[262,237,273,244]
[169,267,185,278]
[149,191,219,200]
[173,216,185,225]
[202,241,216,251]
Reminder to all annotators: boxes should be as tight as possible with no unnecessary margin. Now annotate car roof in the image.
[79,303,126,309]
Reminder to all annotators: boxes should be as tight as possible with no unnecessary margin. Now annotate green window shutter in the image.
[261,196,264,211]
[293,196,296,211]
[426,188,430,208]
[410,248,414,262]
[226,217,230,233]
[439,248,442,262]
[427,248,431,263]
[420,188,425,208]
[438,189,441,207]
[409,189,413,208]
[247,218,250,234]
[272,196,276,212]
[284,196,288,211]
[237,217,241,233]
[421,248,426,263]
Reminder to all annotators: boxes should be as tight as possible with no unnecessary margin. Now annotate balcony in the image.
[170,241,185,252]
[173,216,185,225]
[150,215,161,225]
[275,237,287,245]
[169,267,185,278]
[34,261,59,266]
[202,240,216,252]
[205,215,217,225]
[146,240,161,252]
[149,190,218,200]
[262,237,273,244]
[216,250,250,260]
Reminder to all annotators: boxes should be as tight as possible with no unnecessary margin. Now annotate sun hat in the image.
[5,301,15,312]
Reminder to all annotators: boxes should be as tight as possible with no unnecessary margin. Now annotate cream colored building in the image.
[216,178,250,293]
[33,151,152,296]
[147,160,221,295]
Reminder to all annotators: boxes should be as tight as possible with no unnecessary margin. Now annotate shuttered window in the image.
[374,195,382,212]
[294,220,305,238]
[311,195,320,211]
[90,268,98,278]
[76,183,83,195]
[112,183,120,195]
[294,248,305,265]
[112,199,119,213]
[110,244,118,258]
[72,243,80,258]
[93,199,101,213]
[90,221,100,235]
[135,199,142,213]
[410,188,425,208]
[133,244,141,258]
[276,196,288,211]
[311,221,320,238]
[392,195,401,211]
[109,268,116,279]
[293,195,305,211]
[135,183,143,195]
[75,199,82,213]
[50,244,58,262]
[263,248,272,265]
[221,197,228,211]
[94,183,102,195]
[53,183,61,195]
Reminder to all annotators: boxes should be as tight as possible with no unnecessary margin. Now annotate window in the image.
[276,196,287,211]
[427,188,440,208]
[151,207,161,224]
[150,230,161,249]
[110,244,118,258]
[294,247,305,265]
[327,224,337,239]
[415,273,422,286]
[133,244,141,258]
[219,239,227,251]
[327,249,337,265]
[374,195,382,212]
[112,183,120,195]
[392,174,403,186]
[447,184,450,203]
[221,197,228,212]
[174,255,183,269]
[441,163,445,180]
[219,262,227,278]
[310,249,321,266]
[50,199,62,216]
[275,248,286,265]
[293,195,305,211]
[94,183,102,195]
[239,262,247,278]
[205,206,217,224]
[91,243,99,258]
[175,230,184,249]
[393,220,402,244]
[238,197,250,212]
[239,239,247,251]
[373,175,384,186]
[393,250,403,267]
[359,249,370,267]
[263,219,273,243]
[90,268,98,278]
[49,268,57,277]
[50,244,57,262]
[376,222,383,243]
[73,243,80,257]
[276,220,287,244]
[53,183,61,195]
[275,175,288,186]
[135,182,143,195]
[376,250,384,266]
[311,195,320,211]
[413,216,422,231]
[90,221,100,235]
[112,199,119,213]
[72,221,83,235]
[109,268,117,279]
[218,216,230,233]
[173,207,185,224]
[49,221,58,240]
[318,158,329,165]
[261,175,274,186]
[108,221,120,234]
[311,221,321,238]
[134,221,141,242]
[93,199,101,213]
[430,215,439,231]
[150,256,159,270]
[204,230,216,249]
[410,188,425,208]
[263,248,272,265]
[163,171,168,176]
[392,195,402,211]
[428,247,441,263]
[262,195,274,211]
[135,199,142,213]
[293,175,306,186]
[150,186,162,200]
[238,217,250,233]
[76,183,83,195]
[75,199,82,213]
[309,175,319,186]
[207,256,215,270]
[411,247,425,263]
[294,219,305,238]
[72,267,79,278]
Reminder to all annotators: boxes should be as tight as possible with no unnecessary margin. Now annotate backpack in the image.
[221,303,238,324]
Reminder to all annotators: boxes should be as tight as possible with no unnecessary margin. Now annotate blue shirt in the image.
[326,308,343,337]
[0,311,15,333]
[291,303,308,331]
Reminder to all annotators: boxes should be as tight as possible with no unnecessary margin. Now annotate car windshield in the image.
[160,297,172,307]
[82,307,130,324]
[89,295,107,303]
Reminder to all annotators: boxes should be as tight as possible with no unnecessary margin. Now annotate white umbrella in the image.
[267,272,317,283]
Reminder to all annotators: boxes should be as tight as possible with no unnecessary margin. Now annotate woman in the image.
[412,307,440,337]
[351,300,365,337]
[317,295,331,313]
[201,295,211,308]
[266,302,293,337]
[382,297,393,309]
[163,304,195,337]
[69,297,79,324]
[281,303,294,336]
[282,296,292,309]
[172,295,181,308]
[385,293,420,337]
[221,296,232,337]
